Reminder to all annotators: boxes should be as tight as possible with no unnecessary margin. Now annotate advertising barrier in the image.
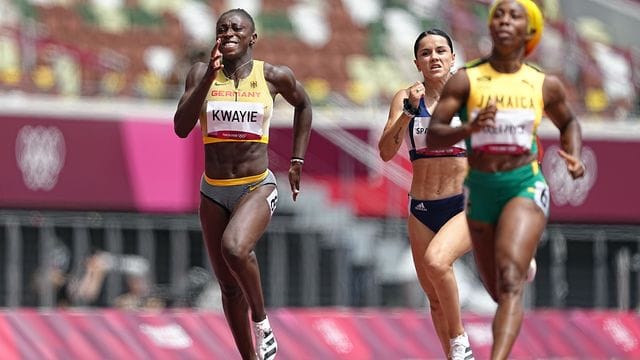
[0,308,638,359]
[1,114,638,222]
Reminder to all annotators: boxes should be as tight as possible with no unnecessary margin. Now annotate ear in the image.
[450,52,456,69]
[525,28,535,44]
[250,33,258,46]
[413,59,420,72]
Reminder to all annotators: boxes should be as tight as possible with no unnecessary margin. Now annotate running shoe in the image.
[449,332,474,360]
[254,317,277,360]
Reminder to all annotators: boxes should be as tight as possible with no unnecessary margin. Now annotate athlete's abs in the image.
[204,142,268,179]
[467,151,537,173]
[410,157,467,200]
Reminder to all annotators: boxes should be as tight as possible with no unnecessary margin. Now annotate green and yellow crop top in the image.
[200,60,273,144]
[462,59,545,155]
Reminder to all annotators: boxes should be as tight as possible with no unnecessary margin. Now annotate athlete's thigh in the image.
[467,218,497,299]
[407,214,436,260]
[199,195,235,282]
[426,212,472,263]
[407,215,440,299]
[224,184,278,251]
[495,197,546,273]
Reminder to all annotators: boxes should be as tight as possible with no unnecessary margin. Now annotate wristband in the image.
[291,157,304,165]
[403,98,420,116]
[402,107,416,118]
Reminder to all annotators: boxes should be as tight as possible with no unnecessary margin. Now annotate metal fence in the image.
[1,209,639,311]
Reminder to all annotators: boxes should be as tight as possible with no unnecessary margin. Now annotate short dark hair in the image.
[413,28,454,58]
[219,8,256,32]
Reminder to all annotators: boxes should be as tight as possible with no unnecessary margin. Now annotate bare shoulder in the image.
[542,73,566,105]
[542,73,564,92]
[441,68,469,99]
[263,61,296,89]
[447,68,469,88]
[190,62,208,76]
[186,62,209,85]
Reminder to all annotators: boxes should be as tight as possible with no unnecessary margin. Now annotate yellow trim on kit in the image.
[204,169,269,186]
[204,135,270,144]
[531,160,539,175]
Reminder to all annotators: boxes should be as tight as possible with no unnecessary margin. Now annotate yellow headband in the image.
[488,0,544,56]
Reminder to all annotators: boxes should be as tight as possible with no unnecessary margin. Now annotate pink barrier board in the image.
[1,114,639,222]
[0,115,201,212]
[0,308,638,359]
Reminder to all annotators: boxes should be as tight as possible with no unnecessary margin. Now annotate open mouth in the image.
[496,30,512,39]
[220,40,239,50]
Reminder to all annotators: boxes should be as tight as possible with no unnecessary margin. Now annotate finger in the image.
[557,149,580,167]
[557,149,579,163]
[212,38,221,54]
[570,168,583,179]
[290,178,300,200]
[477,112,495,127]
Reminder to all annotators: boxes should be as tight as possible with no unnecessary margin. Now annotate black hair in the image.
[219,8,256,32]
[413,28,454,58]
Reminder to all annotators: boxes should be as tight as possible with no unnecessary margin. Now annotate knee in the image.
[496,262,525,298]
[423,253,451,279]
[221,237,251,266]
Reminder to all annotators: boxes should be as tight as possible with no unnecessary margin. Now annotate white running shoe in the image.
[449,332,474,360]
[526,258,537,283]
[254,317,277,360]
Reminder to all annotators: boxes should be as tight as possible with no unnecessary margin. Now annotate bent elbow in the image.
[175,131,189,139]
[173,123,190,138]
[378,149,393,162]
[175,129,190,139]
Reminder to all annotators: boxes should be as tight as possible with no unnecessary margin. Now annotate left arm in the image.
[543,75,585,179]
[265,63,313,201]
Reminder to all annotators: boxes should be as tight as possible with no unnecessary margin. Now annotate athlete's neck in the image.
[222,57,254,80]
[488,50,525,73]
[423,73,450,101]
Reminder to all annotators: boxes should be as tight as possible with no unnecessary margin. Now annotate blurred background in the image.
[1,0,640,358]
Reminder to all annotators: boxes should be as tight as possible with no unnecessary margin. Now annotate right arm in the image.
[173,39,222,138]
[378,82,424,162]
[427,69,496,148]
[426,70,472,148]
[378,90,411,161]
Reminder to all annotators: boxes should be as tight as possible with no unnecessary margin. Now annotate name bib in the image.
[470,109,535,154]
[206,101,264,140]
[411,116,466,156]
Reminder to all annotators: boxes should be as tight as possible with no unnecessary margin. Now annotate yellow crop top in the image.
[462,59,545,155]
[200,60,273,144]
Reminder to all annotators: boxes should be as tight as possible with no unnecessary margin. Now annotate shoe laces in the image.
[449,335,473,360]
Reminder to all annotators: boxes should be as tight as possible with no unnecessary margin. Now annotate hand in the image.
[209,39,223,72]
[558,149,585,179]
[468,98,497,133]
[288,163,302,201]
[407,81,425,108]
